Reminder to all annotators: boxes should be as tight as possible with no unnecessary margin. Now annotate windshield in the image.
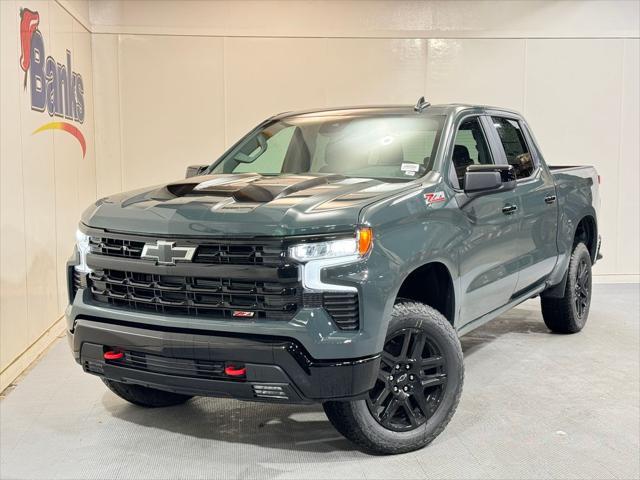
[209,114,445,180]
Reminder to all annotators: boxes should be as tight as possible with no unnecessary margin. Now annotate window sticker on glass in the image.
[401,163,420,176]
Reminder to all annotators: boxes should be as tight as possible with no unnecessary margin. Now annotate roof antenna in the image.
[414,96,430,112]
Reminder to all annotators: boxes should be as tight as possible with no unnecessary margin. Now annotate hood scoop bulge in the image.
[164,174,346,203]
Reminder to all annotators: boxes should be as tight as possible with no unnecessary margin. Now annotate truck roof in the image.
[274,103,521,120]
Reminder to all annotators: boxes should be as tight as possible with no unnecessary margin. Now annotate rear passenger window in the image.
[451,117,494,189]
[492,117,535,179]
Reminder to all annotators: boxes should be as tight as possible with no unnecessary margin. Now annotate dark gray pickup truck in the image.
[67,100,601,454]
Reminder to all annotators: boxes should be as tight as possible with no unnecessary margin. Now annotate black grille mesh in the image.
[89,237,144,259]
[194,244,284,265]
[89,269,301,320]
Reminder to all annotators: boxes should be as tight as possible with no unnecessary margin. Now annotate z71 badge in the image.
[424,191,446,205]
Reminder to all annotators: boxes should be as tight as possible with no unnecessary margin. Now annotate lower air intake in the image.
[252,384,288,400]
[323,292,360,330]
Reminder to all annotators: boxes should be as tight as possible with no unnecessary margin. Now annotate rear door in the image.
[449,114,522,325]
[488,115,559,295]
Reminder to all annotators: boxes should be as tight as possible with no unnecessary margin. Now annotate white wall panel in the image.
[325,38,427,107]
[426,39,526,112]
[72,18,97,208]
[118,35,225,190]
[224,37,327,145]
[88,1,639,39]
[92,34,122,198]
[1,0,29,372]
[56,0,91,29]
[19,0,60,343]
[51,1,78,313]
[617,40,640,275]
[524,39,625,275]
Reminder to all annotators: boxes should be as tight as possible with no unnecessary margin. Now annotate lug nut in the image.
[405,364,411,370]
[395,365,401,370]
[409,374,415,381]
[389,375,394,381]
[403,386,409,392]
[393,386,399,392]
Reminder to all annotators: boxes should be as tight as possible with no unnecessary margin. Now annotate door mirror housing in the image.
[185,164,209,178]
[464,165,516,195]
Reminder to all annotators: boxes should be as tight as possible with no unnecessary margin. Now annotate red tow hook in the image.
[224,364,246,377]
[104,350,124,361]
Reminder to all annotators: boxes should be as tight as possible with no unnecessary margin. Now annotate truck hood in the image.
[82,173,413,237]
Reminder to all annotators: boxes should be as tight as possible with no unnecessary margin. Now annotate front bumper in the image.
[69,318,380,404]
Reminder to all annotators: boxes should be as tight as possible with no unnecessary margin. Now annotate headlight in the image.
[288,227,373,263]
[75,229,92,273]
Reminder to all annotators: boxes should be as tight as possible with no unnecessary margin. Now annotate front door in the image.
[450,115,522,325]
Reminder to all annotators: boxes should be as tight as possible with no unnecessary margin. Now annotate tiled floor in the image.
[1,284,638,479]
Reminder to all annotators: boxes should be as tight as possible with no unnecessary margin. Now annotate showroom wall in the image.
[0,0,96,390]
[1,0,638,390]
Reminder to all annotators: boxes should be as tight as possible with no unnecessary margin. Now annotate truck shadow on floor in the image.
[460,303,549,356]
[103,305,550,455]
[103,396,353,454]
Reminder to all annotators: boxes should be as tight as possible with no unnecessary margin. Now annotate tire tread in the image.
[541,242,591,334]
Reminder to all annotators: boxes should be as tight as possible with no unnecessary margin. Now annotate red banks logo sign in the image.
[20,8,86,157]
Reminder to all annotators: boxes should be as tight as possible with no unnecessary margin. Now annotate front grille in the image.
[106,350,227,380]
[89,269,301,320]
[323,292,359,330]
[89,236,284,265]
[83,232,360,328]
[85,232,302,321]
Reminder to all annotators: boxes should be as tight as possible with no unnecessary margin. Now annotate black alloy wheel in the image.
[574,257,591,319]
[366,327,447,432]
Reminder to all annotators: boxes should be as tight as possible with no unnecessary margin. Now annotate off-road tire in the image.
[541,242,592,334]
[323,302,464,455]
[102,379,193,407]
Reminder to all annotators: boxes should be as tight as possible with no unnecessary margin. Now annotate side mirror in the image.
[185,164,209,178]
[464,165,516,195]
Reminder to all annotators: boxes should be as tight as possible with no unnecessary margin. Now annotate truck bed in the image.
[547,165,593,172]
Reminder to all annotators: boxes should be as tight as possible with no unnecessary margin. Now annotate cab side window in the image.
[452,117,494,189]
[492,117,535,179]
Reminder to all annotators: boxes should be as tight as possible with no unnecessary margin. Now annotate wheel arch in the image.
[574,214,598,262]
[395,261,456,327]
[543,211,598,299]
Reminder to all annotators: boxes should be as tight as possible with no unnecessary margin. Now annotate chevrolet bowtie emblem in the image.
[140,240,196,265]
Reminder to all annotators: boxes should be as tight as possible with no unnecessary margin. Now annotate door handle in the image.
[502,204,518,215]
[545,195,557,204]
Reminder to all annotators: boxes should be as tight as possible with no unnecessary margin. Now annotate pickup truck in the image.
[67,100,601,454]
